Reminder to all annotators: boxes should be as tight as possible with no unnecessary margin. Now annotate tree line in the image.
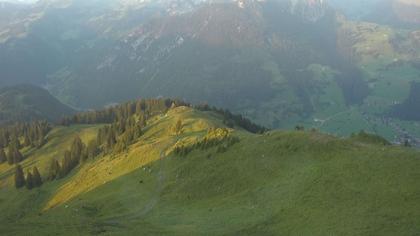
[194,104,268,134]
[60,98,266,135]
[0,121,50,148]
[47,135,100,180]
[0,121,51,165]
[46,99,185,180]
[59,98,187,126]
[10,98,264,188]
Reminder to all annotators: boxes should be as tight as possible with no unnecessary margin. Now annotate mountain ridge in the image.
[0,84,75,123]
[0,99,419,235]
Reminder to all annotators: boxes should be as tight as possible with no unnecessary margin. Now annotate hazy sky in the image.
[0,0,39,3]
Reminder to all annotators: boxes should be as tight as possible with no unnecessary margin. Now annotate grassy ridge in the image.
[0,107,419,235]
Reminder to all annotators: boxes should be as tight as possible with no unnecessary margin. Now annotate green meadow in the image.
[0,107,419,235]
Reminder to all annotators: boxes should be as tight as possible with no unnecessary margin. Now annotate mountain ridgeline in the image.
[0,85,75,124]
[0,96,418,235]
[0,97,266,185]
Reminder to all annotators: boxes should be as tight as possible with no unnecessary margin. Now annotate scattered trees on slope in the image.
[86,140,99,159]
[32,167,42,187]
[26,172,34,190]
[48,135,100,180]
[6,98,266,188]
[60,98,265,135]
[0,121,51,166]
[194,104,267,134]
[0,148,6,163]
[14,165,44,190]
[173,119,183,136]
[14,165,25,189]
[60,99,186,126]
[7,147,23,165]
[47,159,61,181]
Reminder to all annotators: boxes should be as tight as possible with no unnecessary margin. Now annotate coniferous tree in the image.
[32,166,42,187]
[97,128,104,145]
[106,129,116,149]
[10,135,21,150]
[70,136,84,165]
[86,140,99,159]
[135,101,143,114]
[48,159,61,180]
[2,130,10,146]
[134,124,143,139]
[60,151,73,177]
[37,135,46,148]
[139,114,147,128]
[23,132,30,147]
[125,128,134,143]
[26,172,34,190]
[81,148,88,162]
[13,149,23,164]
[126,102,134,117]
[7,146,14,165]
[0,148,6,163]
[14,165,25,189]
[174,119,183,135]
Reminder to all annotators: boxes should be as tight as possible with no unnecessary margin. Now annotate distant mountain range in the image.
[0,3,419,233]
[0,0,419,142]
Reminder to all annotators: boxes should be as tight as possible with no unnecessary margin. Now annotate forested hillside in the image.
[0,98,418,235]
[0,85,75,124]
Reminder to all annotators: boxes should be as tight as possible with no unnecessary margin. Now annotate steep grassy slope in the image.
[0,106,419,235]
[0,84,75,124]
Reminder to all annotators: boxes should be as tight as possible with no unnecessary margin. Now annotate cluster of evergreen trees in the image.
[48,136,100,180]
[194,104,268,134]
[60,99,187,126]
[14,165,43,190]
[97,117,144,153]
[0,121,51,148]
[46,99,187,180]
[7,98,266,191]
[0,121,51,165]
[60,98,189,155]
[60,98,265,137]
[174,128,240,156]
[0,146,23,165]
